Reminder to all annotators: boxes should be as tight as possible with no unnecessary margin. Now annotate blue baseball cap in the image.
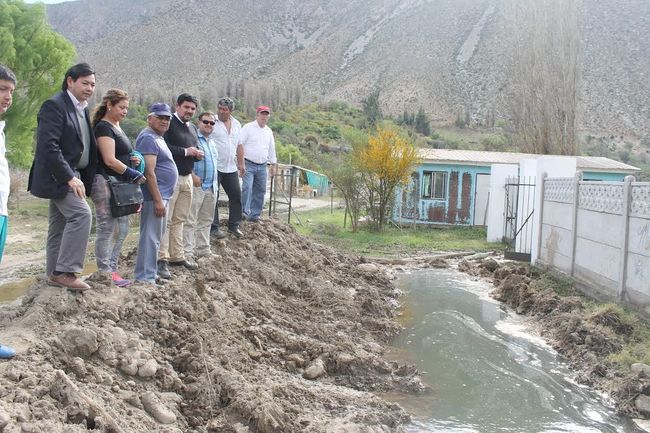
[148,102,172,117]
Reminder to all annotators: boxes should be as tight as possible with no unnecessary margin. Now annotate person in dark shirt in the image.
[157,93,203,277]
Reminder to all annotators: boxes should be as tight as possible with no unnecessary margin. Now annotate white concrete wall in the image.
[627,216,650,297]
[486,164,519,242]
[539,200,574,273]
[537,178,650,307]
[530,157,577,263]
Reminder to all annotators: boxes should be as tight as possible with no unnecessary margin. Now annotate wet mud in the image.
[0,220,426,432]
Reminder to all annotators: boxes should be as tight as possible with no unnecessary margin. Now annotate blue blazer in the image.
[28,91,97,199]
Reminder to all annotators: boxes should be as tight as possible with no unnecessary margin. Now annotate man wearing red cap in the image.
[238,106,277,222]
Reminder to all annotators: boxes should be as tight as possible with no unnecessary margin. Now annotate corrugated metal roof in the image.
[417,148,639,172]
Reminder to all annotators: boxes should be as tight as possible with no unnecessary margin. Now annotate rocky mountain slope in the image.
[46,0,649,139]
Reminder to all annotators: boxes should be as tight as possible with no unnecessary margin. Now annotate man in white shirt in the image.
[0,64,17,358]
[239,106,277,222]
[210,97,244,238]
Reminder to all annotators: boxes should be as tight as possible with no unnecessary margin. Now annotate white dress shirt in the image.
[211,116,241,173]
[240,120,277,165]
[66,90,88,115]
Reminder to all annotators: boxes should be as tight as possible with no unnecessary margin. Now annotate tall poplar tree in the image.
[0,0,75,167]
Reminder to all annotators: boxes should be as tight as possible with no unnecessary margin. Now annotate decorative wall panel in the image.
[631,184,650,219]
[579,182,624,215]
[544,178,574,203]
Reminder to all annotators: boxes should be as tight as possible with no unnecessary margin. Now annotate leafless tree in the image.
[505,0,583,155]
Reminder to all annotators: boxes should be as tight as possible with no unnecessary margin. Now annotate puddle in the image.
[0,263,98,303]
[0,278,35,303]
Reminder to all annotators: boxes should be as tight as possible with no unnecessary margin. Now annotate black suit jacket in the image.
[28,91,97,199]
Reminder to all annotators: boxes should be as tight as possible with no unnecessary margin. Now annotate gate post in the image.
[569,171,582,277]
[618,175,635,301]
[536,173,547,264]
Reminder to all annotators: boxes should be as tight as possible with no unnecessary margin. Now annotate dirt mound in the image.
[457,258,650,418]
[0,220,423,432]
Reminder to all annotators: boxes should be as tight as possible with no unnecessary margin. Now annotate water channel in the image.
[388,269,637,433]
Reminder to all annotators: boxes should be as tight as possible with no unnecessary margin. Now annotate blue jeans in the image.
[91,175,130,273]
[134,199,168,282]
[241,160,267,220]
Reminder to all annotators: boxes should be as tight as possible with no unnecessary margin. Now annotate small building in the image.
[394,148,639,226]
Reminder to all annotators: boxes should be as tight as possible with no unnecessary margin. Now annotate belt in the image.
[245,159,266,166]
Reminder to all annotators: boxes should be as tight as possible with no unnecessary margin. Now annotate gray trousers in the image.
[46,190,92,276]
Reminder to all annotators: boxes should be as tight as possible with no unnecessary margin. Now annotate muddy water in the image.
[0,278,34,303]
[0,264,98,303]
[390,269,636,433]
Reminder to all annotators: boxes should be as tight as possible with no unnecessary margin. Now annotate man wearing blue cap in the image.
[134,103,178,284]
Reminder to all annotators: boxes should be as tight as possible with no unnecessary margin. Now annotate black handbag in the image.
[106,176,144,217]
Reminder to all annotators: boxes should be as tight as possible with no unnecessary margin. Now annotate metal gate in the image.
[503,176,536,261]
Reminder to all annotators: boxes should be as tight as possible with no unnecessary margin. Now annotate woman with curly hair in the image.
[91,89,145,287]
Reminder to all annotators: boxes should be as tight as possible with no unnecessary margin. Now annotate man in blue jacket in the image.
[28,63,97,291]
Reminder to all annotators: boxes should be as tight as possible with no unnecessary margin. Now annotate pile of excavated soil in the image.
[0,220,426,432]
[456,257,650,420]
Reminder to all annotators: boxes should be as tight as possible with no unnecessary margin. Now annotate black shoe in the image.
[228,228,244,239]
[157,260,172,279]
[247,217,260,224]
[169,259,198,270]
[211,229,227,239]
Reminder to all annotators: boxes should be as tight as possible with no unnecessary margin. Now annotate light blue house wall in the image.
[582,171,629,182]
[394,164,636,226]
[396,163,491,225]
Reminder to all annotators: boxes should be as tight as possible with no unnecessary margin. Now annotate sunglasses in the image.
[155,115,171,121]
[201,119,216,126]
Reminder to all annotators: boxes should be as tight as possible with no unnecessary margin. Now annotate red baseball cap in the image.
[256,105,271,114]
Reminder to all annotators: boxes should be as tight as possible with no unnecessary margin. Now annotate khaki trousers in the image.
[159,174,193,262]
[183,186,217,258]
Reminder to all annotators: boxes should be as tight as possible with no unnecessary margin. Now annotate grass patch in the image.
[529,270,650,370]
[596,304,650,370]
[529,271,576,296]
[293,206,502,256]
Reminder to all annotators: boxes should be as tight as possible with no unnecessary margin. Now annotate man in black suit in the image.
[28,63,97,291]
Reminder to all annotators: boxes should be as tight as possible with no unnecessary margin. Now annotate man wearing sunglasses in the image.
[183,112,220,261]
